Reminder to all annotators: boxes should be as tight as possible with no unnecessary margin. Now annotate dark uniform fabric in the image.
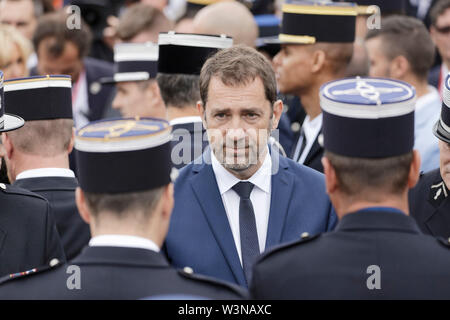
[0,184,65,277]
[13,177,91,260]
[171,122,208,169]
[250,209,450,299]
[408,168,450,238]
[0,246,247,300]
[290,131,324,173]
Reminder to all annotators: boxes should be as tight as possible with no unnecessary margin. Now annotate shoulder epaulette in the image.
[0,258,63,285]
[437,237,450,249]
[177,267,246,297]
[257,232,322,264]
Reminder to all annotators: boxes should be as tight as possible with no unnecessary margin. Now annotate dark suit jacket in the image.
[428,65,441,89]
[0,246,246,300]
[290,129,324,173]
[171,121,208,169]
[165,148,336,287]
[251,208,450,299]
[0,184,65,277]
[408,169,450,238]
[13,177,90,260]
[30,57,114,122]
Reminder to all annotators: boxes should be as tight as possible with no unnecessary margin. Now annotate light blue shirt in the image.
[415,86,440,173]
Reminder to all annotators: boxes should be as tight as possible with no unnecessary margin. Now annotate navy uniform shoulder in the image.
[437,236,450,250]
[177,267,247,298]
[257,232,322,264]
[0,258,63,286]
[0,183,48,202]
[413,168,441,191]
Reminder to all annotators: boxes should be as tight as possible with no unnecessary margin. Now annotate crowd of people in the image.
[0,0,449,300]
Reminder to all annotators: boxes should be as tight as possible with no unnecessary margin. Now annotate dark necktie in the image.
[232,181,259,285]
[296,128,307,162]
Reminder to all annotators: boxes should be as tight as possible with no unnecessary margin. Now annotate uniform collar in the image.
[211,147,272,195]
[89,235,160,252]
[16,168,75,180]
[428,171,449,208]
[335,209,421,234]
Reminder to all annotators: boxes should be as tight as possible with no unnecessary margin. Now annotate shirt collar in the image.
[211,146,271,195]
[169,116,203,126]
[415,86,440,113]
[89,235,160,252]
[16,168,75,180]
[302,113,323,143]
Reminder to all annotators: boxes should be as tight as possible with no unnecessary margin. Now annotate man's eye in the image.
[246,113,258,119]
[215,113,226,119]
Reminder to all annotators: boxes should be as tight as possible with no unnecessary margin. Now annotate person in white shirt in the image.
[2,75,89,260]
[0,117,246,300]
[365,15,440,173]
[273,2,356,172]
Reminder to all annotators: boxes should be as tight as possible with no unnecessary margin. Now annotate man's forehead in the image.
[0,0,34,15]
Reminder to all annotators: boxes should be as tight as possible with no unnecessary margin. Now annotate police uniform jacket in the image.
[0,184,65,277]
[13,177,91,260]
[250,208,450,299]
[408,168,450,238]
[0,246,247,300]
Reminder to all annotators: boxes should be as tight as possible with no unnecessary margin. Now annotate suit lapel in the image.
[265,154,294,249]
[190,154,246,286]
[303,132,323,166]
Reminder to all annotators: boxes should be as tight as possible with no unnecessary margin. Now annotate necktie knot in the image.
[232,181,254,200]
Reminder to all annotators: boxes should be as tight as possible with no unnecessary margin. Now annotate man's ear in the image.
[271,100,283,130]
[311,49,327,73]
[322,156,338,195]
[407,150,421,189]
[161,183,174,222]
[2,133,14,160]
[75,188,91,225]
[389,55,409,79]
[198,101,207,129]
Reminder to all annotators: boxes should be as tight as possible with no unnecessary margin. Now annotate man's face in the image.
[273,44,314,95]
[37,39,83,83]
[365,36,392,78]
[0,0,37,40]
[439,140,450,188]
[201,76,279,173]
[431,8,450,63]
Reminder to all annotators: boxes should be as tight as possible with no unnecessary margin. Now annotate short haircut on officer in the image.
[116,3,172,41]
[156,73,200,108]
[83,187,165,219]
[325,151,414,198]
[365,15,435,80]
[199,45,277,107]
[311,42,354,75]
[7,119,73,157]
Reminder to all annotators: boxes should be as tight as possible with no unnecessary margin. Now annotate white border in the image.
[113,72,150,82]
[4,79,72,92]
[158,32,233,48]
[114,43,159,62]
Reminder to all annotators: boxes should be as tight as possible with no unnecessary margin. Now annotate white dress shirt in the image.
[211,148,271,265]
[16,168,75,180]
[89,234,160,252]
[293,113,323,164]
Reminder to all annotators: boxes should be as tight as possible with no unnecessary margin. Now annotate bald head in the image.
[193,1,258,47]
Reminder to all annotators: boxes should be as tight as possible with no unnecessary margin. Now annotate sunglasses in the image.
[435,25,450,34]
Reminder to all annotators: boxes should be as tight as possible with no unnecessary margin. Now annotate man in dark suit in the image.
[409,73,450,238]
[0,117,245,299]
[0,71,65,277]
[31,11,114,128]
[3,75,90,260]
[165,46,336,288]
[273,2,356,172]
[251,77,450,300]
[156,32,233,169]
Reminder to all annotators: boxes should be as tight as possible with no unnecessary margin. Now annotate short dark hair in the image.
[8,119,73,157]
[325,151,413,199]
[430,0,450,26]
[33,11,92,58]
[199,45,277,107]
[116,3,172,41]
[365,15,435,80]
[83,187,164,219]
[156,73,200,108]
